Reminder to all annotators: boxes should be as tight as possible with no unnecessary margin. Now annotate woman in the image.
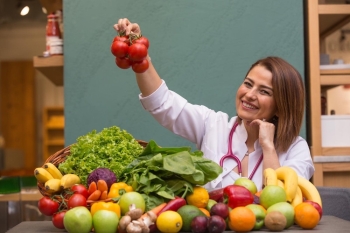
[114,18,314,191]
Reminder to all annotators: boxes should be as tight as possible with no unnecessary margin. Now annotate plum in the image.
[191,216,208,233]
[207,215,226,233]
[210,203,229,219]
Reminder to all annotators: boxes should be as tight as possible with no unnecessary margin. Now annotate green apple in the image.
[206,199,217,211]
[64,206,92,233]
[267,202,295,229]
[93,210,119,233]
[246,204,266,230]
[119,192,145,215]
[234,177,257,195]
[259,185,286,209]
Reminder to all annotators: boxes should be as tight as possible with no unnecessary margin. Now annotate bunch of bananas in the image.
[34,163,81,194]
[263,166,322,208]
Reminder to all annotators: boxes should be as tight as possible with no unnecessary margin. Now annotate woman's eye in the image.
[260,90,272,95]
[244,81,252,87]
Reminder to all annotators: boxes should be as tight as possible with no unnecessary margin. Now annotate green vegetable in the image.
[58,126,143,185]
[120,140,223,211]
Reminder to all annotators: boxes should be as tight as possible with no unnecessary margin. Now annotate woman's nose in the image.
[245,88,257,99]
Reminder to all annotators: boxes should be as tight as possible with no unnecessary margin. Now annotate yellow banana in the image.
[291,186,303,207]
[44,163,63,179]
[275,166,298,202]
[297,175,322,207]
[34,167,54,183]
[263,168,278,186]
[45,178,62,194]
[277,179,285,189]
[60,174,80,189]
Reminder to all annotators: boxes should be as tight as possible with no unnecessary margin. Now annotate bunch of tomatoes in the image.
[111,33,150,73]
[38,184,89,229]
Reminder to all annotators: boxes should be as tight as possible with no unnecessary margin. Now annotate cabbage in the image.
[87,167,117,189]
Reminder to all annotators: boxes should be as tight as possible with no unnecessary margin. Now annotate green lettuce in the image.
[58,126,143,185]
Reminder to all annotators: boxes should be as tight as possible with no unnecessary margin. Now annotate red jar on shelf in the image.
[46,14,63,55]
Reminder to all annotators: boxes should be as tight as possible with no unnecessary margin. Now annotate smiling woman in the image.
[112,17,314,192]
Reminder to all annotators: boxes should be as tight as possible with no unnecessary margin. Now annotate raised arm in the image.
[114,18,162,97]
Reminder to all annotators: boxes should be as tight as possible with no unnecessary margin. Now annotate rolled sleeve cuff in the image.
[139,80,167,111]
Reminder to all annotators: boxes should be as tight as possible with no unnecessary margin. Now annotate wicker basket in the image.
[37,140,148,198]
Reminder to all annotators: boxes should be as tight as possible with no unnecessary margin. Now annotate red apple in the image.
[304,200,323,219]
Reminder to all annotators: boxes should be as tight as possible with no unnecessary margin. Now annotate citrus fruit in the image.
[156,211,183,233]
[177,205,206,231]
[228,206,256,232]
[186,186,209,208]
[294,202,320,229]
[199,208,210,217]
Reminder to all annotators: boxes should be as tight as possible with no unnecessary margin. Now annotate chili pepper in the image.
[90,201,121,217]
[158,197,186,215]
[107,182,133,199]
[223,184,254,209]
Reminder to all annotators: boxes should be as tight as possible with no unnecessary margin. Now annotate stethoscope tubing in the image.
[219,121,263,180]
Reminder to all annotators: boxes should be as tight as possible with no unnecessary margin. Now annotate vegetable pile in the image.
[119,140,223,211]
[58,126,143,185]
[111,33,150,73]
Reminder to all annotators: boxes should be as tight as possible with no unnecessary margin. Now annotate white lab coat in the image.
[139,80,315,191]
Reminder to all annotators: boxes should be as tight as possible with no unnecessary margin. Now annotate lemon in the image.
[156,211,183,233]
[186,186,209,208]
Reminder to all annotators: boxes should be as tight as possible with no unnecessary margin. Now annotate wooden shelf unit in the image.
[33,55,63,86]
[306,0,350,188]
[43,107,64,161]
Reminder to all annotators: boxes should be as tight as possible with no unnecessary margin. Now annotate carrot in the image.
[88,181,97,195]
[88,189,101,201]
[100,190,108,200]
[97,180,108,193]
[140,202,167,220]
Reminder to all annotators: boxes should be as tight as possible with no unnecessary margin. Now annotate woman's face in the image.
[236,64,277,122]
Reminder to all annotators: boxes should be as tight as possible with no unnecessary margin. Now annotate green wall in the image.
[64,0,306,148]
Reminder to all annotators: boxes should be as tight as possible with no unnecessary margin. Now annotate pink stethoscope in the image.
[219,122,263,180]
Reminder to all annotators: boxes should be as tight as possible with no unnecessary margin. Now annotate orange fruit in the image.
[228,206,256,232]
[156,210,183,233]
[199,207,210,217]
[186,186,209,208]
[294,202,320,229]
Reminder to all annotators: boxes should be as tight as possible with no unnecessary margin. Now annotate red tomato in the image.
[132,59,149,73]
[111,40,129,58]
[128,43,148,62]
[116,57,132,69]
[70,184,89,199]
[68,193,87,209]
[38,197,59,216]
[133,37,150,49]
[52,211,66,229]
[113,35,130,45]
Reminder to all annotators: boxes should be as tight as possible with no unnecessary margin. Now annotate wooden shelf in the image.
[43,107,64,160]
[319,5,350,39]
[307,0,350,188]
[33,55,63,86]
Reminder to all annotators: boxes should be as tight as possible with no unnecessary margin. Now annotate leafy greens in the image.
[58,126,143,185]
[120,140,223,211]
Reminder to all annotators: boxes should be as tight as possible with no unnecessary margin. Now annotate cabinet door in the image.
[0,61,36,170]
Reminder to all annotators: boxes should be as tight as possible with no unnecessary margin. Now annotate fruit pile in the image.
[34,164,323,233]
[110,33,150,73]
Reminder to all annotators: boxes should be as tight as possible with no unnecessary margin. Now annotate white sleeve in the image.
[280,137,315,179]
[139,80,215,147]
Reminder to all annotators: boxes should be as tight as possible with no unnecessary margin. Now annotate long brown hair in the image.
[246,57,305,153]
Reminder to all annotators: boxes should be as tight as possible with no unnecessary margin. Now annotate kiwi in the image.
[264,211,287,231]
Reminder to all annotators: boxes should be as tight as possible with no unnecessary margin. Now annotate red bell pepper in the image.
[223,184,254,209]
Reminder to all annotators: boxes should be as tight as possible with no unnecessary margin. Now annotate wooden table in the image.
[5,216,350,232]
